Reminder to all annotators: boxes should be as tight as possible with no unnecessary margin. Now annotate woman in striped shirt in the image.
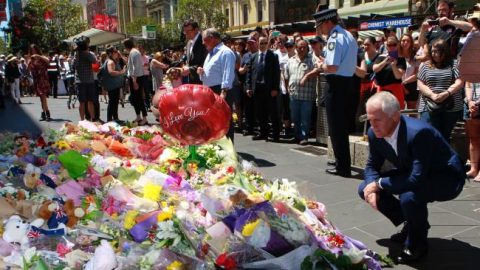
[417,39,464,141]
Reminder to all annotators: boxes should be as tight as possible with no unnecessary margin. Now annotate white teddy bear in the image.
[2,215,44,246]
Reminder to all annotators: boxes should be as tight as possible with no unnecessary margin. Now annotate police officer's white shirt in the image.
[324,25,358,77]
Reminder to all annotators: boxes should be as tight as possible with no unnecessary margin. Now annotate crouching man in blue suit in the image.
[358,92,465,264]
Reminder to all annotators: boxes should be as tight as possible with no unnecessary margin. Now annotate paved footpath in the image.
[1,96,480,269]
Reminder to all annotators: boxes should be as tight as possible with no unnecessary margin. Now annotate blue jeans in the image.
[420,110,462,142]
[290,98,314,140]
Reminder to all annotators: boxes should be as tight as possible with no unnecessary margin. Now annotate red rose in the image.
[215,252,237,270]
[158,84,231,145]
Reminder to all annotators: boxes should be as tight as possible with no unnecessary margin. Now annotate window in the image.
[353,0,362,5]
[243,4,248,24]
[225,8,229,27]
[339,0,344,8]
[257,1,262,22]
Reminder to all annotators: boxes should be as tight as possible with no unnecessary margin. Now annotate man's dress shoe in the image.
[396,246,428,264]
[325,168,351,177]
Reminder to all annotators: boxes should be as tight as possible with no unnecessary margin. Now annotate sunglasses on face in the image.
[387,43,397,47]
[259,42,268,45]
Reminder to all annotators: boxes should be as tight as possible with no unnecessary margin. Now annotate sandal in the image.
[138,119,149,126]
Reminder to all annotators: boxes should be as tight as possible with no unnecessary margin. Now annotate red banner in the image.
[0,0,6,21]
[92,14,118,32]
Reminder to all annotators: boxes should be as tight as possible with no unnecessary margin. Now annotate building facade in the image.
[146,0,177,25]
[224,0,271,36]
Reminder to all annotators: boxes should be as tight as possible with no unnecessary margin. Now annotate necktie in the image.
[257,53,265,83]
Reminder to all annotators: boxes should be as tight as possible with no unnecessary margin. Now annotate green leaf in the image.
[117,168,141,184]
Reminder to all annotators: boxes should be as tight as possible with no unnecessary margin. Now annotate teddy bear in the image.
[36,199,85,229]
[4,189,34,218]
[23,163,42,189]
[3,215,44,246]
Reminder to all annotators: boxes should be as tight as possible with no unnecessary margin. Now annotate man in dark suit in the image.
[358,92,465,264]
[181,19,208,84]
[245,36,281,142]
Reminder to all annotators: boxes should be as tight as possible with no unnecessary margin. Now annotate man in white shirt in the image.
[197,28,236,141]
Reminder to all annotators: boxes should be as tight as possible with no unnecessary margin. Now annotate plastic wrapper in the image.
[57,150,89,179]
[242,245,314,270]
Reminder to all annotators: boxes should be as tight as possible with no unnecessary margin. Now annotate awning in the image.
[358,30,383,39]
[66,28,126,46]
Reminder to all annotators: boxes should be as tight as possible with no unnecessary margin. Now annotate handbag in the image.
[100,61,124,91]
[425,90,454,113]
[425,67,455,113]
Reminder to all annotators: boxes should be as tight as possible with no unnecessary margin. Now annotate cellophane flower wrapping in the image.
[0,122,385,270]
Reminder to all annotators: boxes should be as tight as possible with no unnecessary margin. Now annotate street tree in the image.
[175,0,228,32]
[4,0,86,54]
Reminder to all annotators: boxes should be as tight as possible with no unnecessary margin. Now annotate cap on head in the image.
[312,9,338,28]
[284,39,295,48]
[309,36,325,44]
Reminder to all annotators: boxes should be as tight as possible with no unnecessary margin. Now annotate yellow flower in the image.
[144,183,162,202]
[242,219,261,237]
[158,206,174,222]
[124,210,139,230]
[55,140,70,150]
[166,260,184,270]
[215,176,228,185]
[136,165,146,174]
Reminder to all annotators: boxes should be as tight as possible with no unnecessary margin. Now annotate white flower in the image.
[159,148,178,163]
[247,220,271,248]
[22,247,38,265]
[342,247,367,264]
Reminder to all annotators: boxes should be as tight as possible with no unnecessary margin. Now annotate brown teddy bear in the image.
[36,199,84,229]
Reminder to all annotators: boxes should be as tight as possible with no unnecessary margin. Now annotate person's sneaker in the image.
[390,222,409,243]
[40,112,46,121]
[46,110,51,121]
[299,139,308,145]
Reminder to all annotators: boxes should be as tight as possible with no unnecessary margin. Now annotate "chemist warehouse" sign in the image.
[359,17,412,30]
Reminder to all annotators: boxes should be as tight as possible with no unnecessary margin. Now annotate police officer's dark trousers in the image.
[325,74,352,172]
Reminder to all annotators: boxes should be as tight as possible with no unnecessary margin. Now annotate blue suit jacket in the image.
[364,116,465,197]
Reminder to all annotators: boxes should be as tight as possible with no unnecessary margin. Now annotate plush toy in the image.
[23,163,42,189]
[64,199,85,228]
[84,240,118,270]
[4,189,34,218]
[36,200,68,229]
[36,199,83,229]
[3,215,44,246]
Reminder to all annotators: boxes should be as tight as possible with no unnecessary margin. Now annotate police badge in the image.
[328,42,336,51]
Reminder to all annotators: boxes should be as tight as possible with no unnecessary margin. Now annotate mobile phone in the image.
[427,19,439,26]
[388,50,398,59]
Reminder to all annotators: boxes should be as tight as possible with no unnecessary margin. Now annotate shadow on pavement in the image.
[237,152,276,167]
[0,101,43,136]
[46,118,72,123]
[377,238,480,269]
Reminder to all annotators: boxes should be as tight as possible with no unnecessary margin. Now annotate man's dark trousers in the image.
[358,170,464,249]
[325,74,353,172]
[253,82,279,139]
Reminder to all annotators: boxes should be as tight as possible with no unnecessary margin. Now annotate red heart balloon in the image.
[158,84,231,145]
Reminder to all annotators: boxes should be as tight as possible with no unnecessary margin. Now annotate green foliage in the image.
[6,0,87,53]
[175,0,228,32]
[125,16,157,35]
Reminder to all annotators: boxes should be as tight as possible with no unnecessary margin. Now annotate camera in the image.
[427,19,440,26]
[73,36,89,51]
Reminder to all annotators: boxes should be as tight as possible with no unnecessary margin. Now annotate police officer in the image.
[314,9,358,177]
